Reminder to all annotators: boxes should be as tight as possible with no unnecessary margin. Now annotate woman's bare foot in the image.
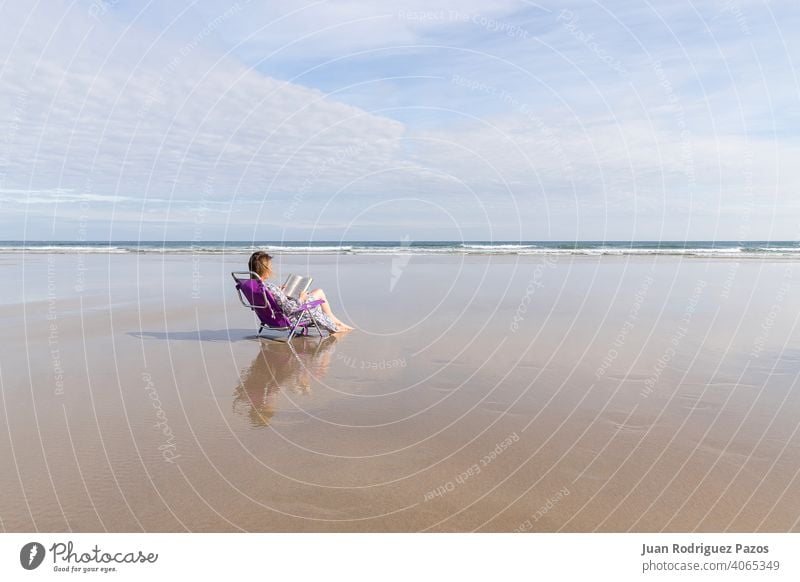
[335,320,354,332]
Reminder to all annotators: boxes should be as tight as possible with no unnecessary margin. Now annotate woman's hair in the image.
[248,251,273,280]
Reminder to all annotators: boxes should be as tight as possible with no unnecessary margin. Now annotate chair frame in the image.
[231,271,329,341]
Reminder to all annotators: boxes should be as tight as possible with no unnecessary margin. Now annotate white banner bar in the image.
[2,533,798,581]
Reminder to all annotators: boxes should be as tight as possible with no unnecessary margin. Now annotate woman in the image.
[248,251,353,333]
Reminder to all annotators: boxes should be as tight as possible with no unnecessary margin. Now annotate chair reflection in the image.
[233,335,339,427]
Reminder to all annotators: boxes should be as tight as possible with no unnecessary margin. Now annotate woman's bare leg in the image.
[309,288,353,331]
[310,289,335,317]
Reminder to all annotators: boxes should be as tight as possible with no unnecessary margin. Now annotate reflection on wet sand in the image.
[233,336,340,427]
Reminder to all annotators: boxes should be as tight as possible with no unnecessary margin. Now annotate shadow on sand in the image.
[128,328,307,342]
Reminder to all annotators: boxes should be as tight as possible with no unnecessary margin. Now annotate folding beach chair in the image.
[231,271,328,341]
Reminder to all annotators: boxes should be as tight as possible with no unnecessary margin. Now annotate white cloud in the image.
[0,187,132,204]
[1,0,798,239]
[198,0,533,59]
[0,1,408,203]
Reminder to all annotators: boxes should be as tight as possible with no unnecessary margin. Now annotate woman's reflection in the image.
[233,335,339,427]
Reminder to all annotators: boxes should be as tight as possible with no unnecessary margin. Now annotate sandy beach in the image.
[1,251,799,532]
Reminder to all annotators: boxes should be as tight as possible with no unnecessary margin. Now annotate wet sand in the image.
[1,252,800,532]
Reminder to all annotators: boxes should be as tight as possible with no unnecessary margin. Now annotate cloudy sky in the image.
[0,0,797,241]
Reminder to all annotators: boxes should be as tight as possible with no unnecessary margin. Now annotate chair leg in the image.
[308,311,326,337]
[287,314,305,341]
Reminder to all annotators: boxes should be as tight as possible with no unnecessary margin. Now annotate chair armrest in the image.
[291,299,325,314]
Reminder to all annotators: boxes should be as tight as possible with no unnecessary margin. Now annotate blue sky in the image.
[0,0,798,241]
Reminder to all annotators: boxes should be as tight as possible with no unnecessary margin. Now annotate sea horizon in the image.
[3,239,800,257]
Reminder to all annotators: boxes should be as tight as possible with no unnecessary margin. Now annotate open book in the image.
[282,273,312,299]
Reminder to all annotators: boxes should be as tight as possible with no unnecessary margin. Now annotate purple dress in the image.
[263,281,339,333]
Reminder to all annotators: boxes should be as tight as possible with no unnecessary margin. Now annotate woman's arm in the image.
[266,282,299,312]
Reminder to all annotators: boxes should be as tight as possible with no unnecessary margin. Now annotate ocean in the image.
[1,240,799,257]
